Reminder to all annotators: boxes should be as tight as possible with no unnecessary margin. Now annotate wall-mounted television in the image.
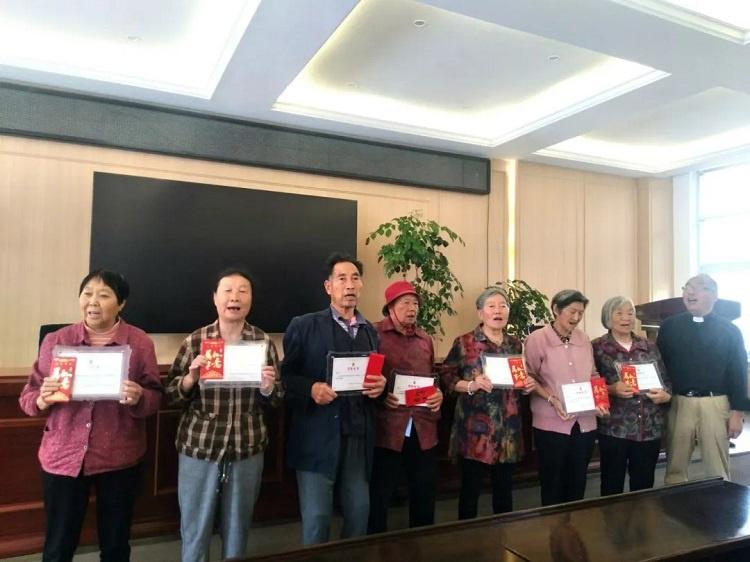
[91,172,357,333]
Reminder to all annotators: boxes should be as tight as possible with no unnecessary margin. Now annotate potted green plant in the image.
[366,212,464,337]
[498,280,553,340]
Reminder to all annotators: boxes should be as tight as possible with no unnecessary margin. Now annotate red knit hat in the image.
[382,280,420,316]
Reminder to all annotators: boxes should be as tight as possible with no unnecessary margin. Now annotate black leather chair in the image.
[38,323,71,350]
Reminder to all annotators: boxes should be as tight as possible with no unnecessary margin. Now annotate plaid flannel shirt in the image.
[165,321,281,462]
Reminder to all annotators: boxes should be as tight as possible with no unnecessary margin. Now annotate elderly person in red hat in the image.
[367,280,443,534]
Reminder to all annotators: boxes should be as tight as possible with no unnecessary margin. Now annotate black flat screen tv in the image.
[90,172,357,333]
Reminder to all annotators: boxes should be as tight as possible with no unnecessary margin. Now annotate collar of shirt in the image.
[330,306,366,330]
[70,319,131,346]
[378,315,426,338]
[207,319,258,341]
[604,331,650,353]
[542,324,587,347]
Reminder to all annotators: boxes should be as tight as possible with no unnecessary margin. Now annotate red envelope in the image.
[364,353,385,383]
[619,364,640,392]
[200,340,225,380]
[405,385,436,407]
[48,356,76,403]
[591,376,610,409]
[508,357,528,389]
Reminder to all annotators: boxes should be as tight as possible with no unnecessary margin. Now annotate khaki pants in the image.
[665,394,730,484]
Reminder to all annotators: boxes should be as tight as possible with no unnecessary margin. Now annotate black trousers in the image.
[458,457,514,520]
[368,432,438,534]
[598,433,661,496]
[42,465,140,562]
[534,424,596,506]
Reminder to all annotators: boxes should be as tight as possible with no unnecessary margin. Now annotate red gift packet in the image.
[364,353,385,383]
[48,356,76,402]
[619,364,640,392]
[591,377,610,409]
[508,357,528,389]
[200,340,225,380]
[405,385,437,407]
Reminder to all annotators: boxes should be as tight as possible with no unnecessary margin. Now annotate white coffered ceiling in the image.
[1,0,749,177]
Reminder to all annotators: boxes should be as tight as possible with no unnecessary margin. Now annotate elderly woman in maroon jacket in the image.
[368,281,443,534]
[592,296,670,496]
[19,270,162,562]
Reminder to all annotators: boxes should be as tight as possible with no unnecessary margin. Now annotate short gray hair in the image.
[476,286,510,310]
[600,296,634,330]
[685,273,718,296]
[550,289,588,316]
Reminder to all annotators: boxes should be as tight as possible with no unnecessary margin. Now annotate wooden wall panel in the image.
[0,134,496,367]
[516,162,642,336]
[517,163,585,322]
[583,176,638,335]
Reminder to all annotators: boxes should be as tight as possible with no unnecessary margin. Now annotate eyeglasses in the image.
[682,284,710,294]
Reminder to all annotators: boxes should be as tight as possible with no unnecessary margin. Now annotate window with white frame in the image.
[697,163,750,349]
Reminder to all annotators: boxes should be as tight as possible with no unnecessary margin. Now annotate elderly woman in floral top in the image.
[442,286,536,519]
[592,296,671,496]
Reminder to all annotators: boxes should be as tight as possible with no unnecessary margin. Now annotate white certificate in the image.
[204,342,267,386]
[482,355,514,387]
[560,381,595,414]
[53,345,130,400]
[631,362,663,391]
[327,353,370,394]
[393,373,435,406]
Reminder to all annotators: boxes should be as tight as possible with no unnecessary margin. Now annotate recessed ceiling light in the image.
[548,54,560,62]
[413,19,427,28]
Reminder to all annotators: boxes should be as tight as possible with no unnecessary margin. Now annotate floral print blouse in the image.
[592,332,670,442]
[441,326,524,465]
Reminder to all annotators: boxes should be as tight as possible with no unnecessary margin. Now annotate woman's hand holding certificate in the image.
[50,345,129,401]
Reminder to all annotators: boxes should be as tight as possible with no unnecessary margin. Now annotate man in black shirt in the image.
[657,274,747,483]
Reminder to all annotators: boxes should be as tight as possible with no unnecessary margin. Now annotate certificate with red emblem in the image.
[392,372,436,407]
[482,353,528,389]
[616,361,663,393]
[326,351,372,395]
[560,377,610,414]
[201,340,267,387]
[560,380,595,414]
[47,357,77,402]
[52,345,130,400]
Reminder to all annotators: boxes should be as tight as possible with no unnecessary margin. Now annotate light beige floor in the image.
[7,428,750,561]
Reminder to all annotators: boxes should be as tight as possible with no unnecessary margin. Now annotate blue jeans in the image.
[178,452,264,562]
[296,435,369,545]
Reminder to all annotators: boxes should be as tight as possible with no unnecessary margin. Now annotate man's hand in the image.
[311,382,337,405]
[728,410,744,439]
[363,374,386,399]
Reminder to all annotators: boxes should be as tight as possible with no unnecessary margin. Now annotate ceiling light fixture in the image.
[413,19,426,28]
[548,54,560,62]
